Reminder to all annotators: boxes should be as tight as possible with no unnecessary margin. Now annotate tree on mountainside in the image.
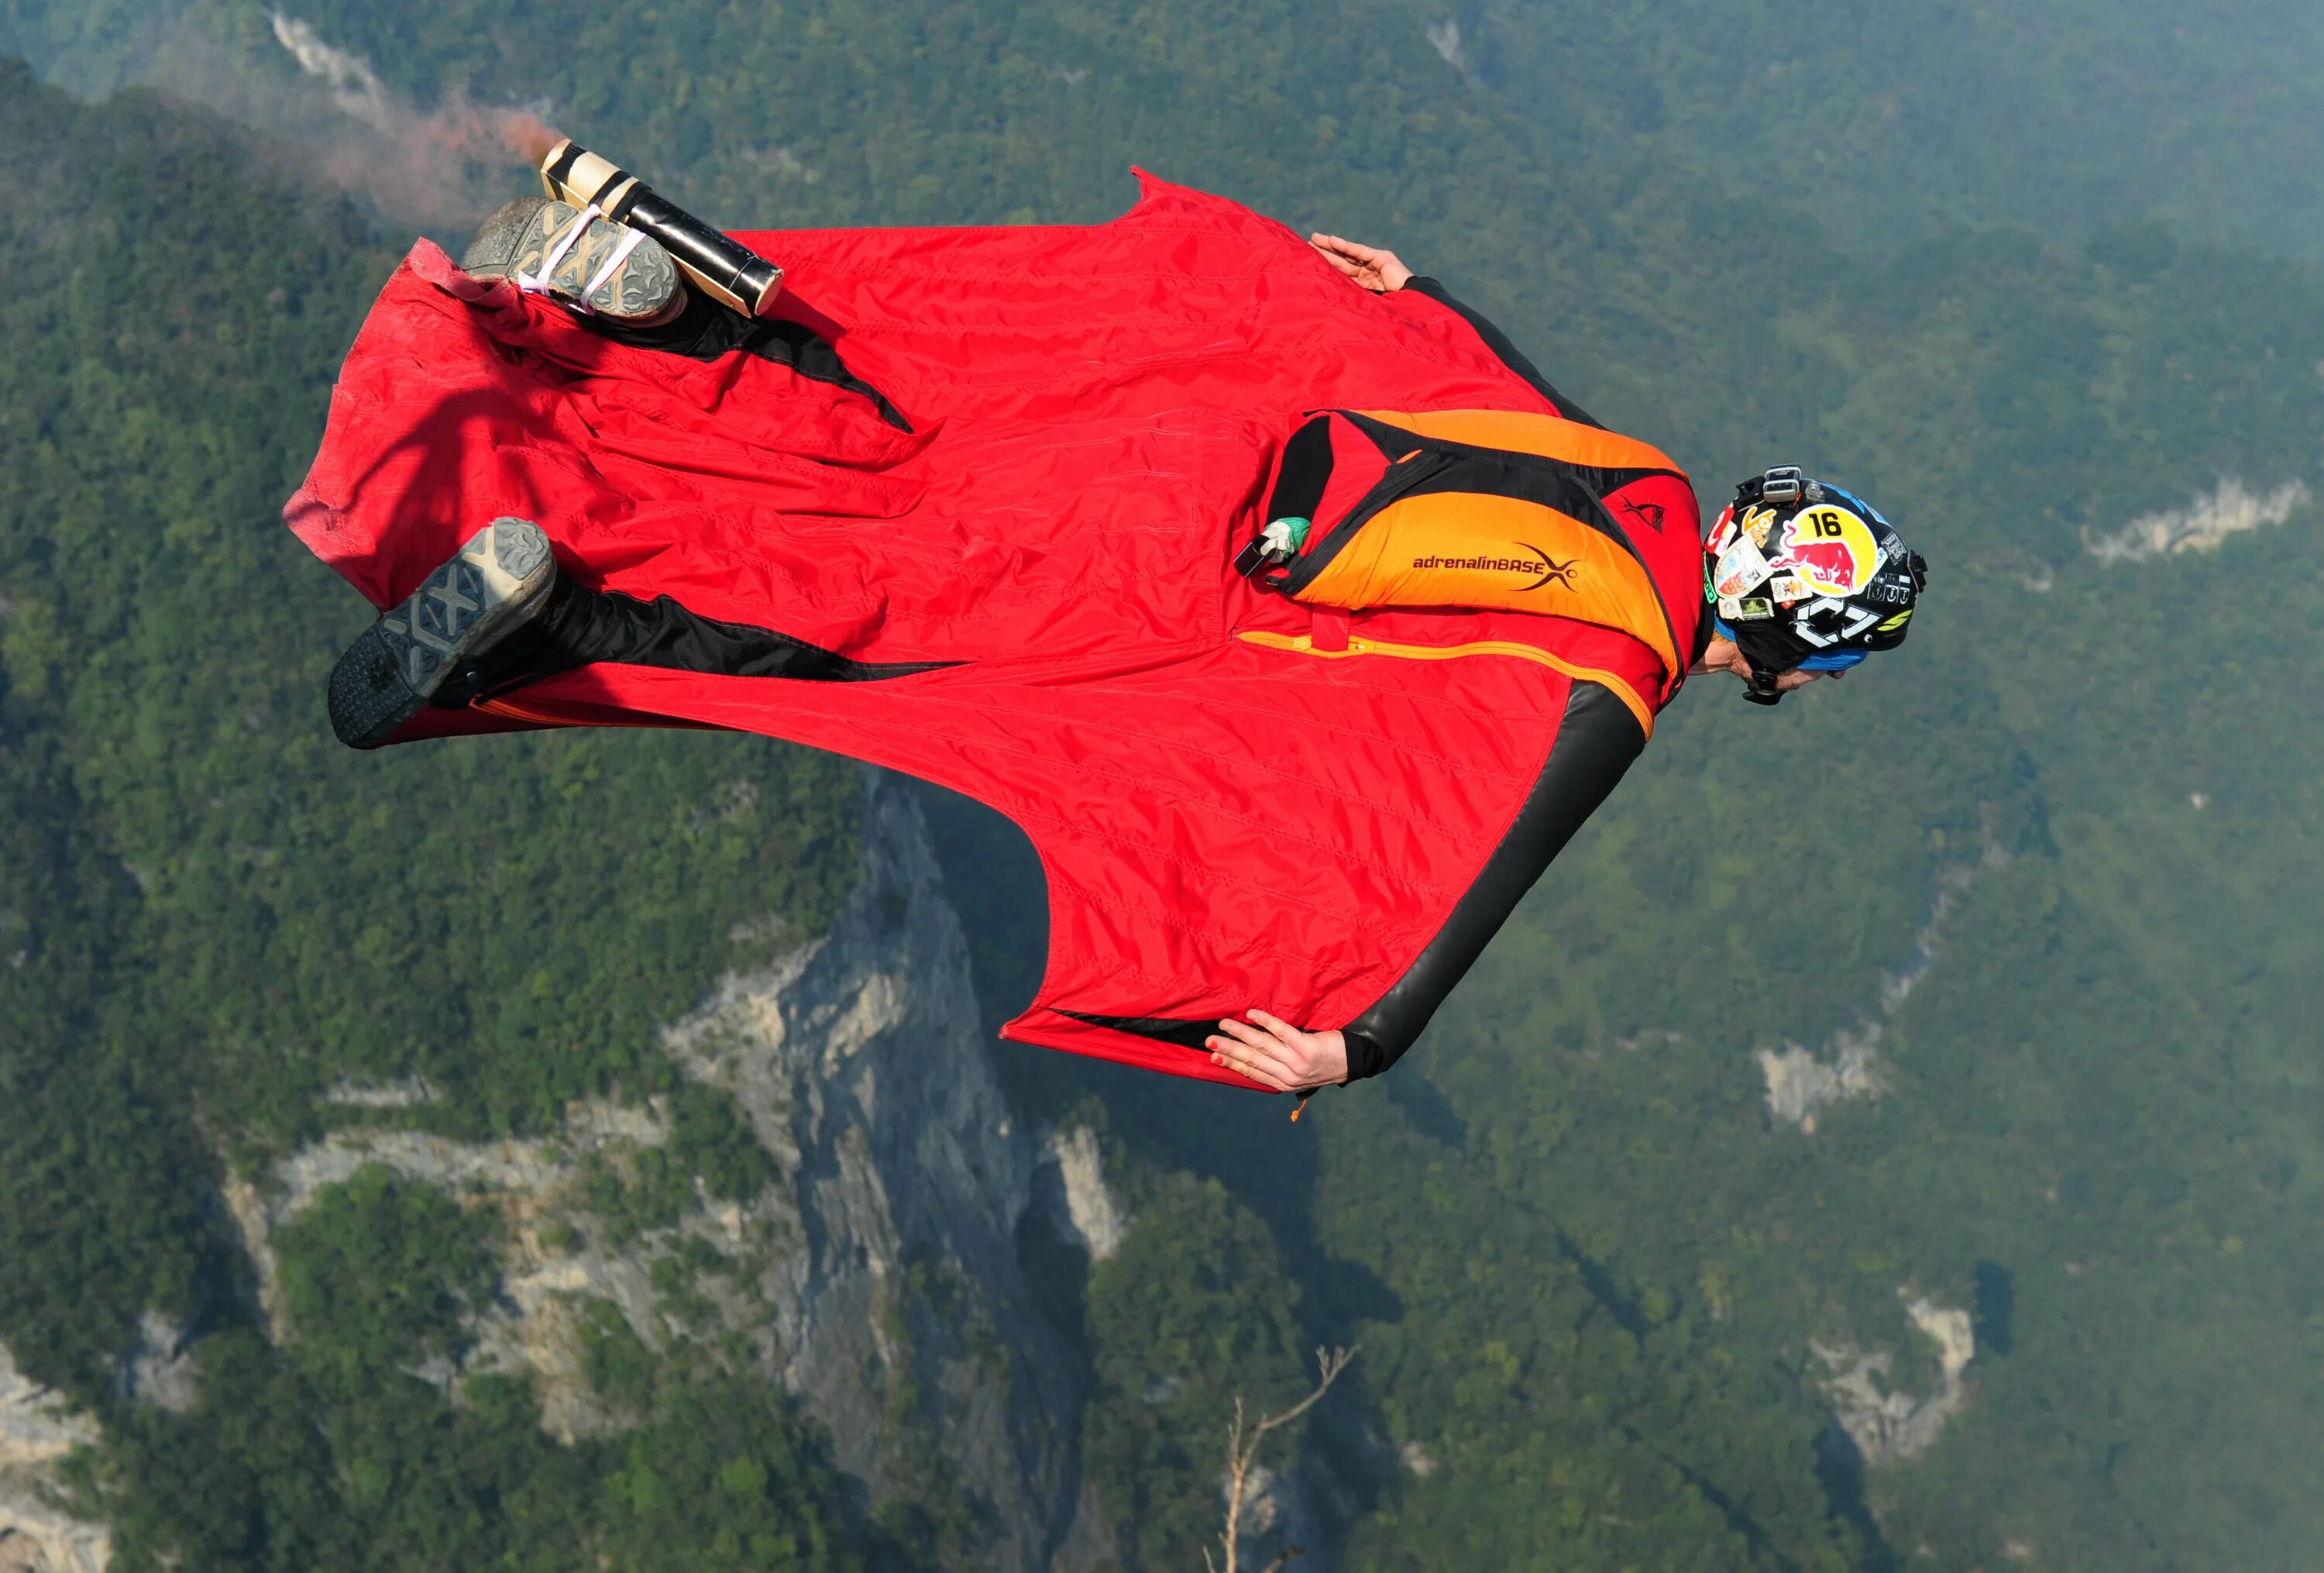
[1206,1344,1356,1573]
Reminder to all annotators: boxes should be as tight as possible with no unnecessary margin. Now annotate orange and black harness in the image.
[1236,405,1701,705]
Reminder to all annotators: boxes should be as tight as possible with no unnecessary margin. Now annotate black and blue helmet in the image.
[1703,466,1927,704]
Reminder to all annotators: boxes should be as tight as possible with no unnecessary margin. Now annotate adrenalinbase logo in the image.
[1410,542,1576,592]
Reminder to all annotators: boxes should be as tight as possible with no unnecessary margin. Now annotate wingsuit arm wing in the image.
[1403,277,1604,431]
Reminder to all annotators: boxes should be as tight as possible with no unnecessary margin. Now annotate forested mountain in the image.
[0,2,2318,1571]
[1449,0,2324,258]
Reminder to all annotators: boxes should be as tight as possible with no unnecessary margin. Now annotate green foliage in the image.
[1452,0,2324,259]
[0,53,858,1398]
[1080,1175,1312,1571]
[0,51,874,1569]
[272,1164,500,1390]
[582,1082,775,1245]
[668,1082,780,1203]
[67,1165,857,1573]
[74,1324,865,1573]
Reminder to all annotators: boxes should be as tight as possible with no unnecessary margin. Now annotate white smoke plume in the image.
[103,12,559,231]
[261,12,562,227]
[268,13,396,130]
[2083,477,2310,563]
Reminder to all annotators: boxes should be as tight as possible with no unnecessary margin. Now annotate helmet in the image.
[1703,466,1927,705]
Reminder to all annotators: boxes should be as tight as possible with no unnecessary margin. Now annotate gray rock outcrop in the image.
[665,776,1082,1561]
[1037,1125,1126,1262]
[218,776,1085,1565]
[0,1344,108,1573]
[1759,849,2007,1131]
[1814,1295,1975,1465]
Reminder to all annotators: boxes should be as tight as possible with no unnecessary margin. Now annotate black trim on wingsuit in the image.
[1058,1012,1221,1052]
[445,580,957,705]
[593,291,913,432]
[1061,680,1648,1082]
[1266,415,1339,525]
[1402,277,1604,429]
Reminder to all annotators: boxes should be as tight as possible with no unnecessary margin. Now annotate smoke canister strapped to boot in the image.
[1236,408,1707,703]
[538,139,784,318]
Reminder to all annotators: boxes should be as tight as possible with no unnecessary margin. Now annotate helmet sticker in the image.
[1773,504,1882,598]
[1738,504,1778,548]
[1877,608,1913,632]
[1717,594,1776,621]
[1713,533,1775,598]
[1768,572,1811,605]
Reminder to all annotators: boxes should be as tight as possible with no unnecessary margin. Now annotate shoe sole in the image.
[511,200,682,324]
[328,518,555,749]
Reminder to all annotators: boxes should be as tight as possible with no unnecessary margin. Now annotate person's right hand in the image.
[1308,233,1413,293]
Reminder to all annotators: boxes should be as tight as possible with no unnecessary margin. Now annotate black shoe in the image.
[461,195,686,326]
[328,518,559,749]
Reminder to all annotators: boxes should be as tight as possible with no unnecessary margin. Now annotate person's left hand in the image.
[1308,233,1413,294]
[1206,1010,1349,1092]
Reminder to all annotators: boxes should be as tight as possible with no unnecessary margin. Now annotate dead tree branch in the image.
[1210,1344,1357,1573]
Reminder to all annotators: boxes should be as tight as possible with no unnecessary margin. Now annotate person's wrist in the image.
[1316,1028,1349,1085]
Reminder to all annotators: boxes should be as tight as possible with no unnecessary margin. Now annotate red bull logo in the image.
[1785,539,1861,591]
[1776,506,1879,600]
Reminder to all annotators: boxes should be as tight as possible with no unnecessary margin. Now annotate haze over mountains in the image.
[1,3,2319,1570]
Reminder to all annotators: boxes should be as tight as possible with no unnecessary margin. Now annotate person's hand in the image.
[1690,633,1834,693]
[1206,1009,1349,1092]
[1308,233,1413,294]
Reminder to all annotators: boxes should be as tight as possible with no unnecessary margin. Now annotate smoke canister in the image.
[538,139,784,318]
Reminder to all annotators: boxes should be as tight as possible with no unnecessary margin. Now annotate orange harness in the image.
[1239,408,1700,700]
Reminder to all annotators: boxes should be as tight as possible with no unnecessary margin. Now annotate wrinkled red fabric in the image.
[290,174,1684,1088]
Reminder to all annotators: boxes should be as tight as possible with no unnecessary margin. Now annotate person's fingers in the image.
[1213,1016,1294,1063]
[1206,1035,1296,1091]
[1246,1010,1325,1071]
[1310,234,1394,272]
[1242,1010,1332,1082]
[1312,247,1363,277]
[1212,1017,1301,1076]
[1224,1059,1296,1093]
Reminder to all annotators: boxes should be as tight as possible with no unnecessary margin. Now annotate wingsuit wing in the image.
[288,174,1673,1087]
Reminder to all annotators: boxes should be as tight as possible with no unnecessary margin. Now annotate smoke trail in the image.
[98,11,556,229]
[267,13,394,129]
[260,12,561,226]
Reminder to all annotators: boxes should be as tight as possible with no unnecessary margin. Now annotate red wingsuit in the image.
[289,174,1703,1088]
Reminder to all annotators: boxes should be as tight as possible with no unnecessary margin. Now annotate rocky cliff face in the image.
[220,776,1089,1567]
[1814,1294,1976,1465]
[0,1344,107,1573]
[1758,849,2007,1133]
